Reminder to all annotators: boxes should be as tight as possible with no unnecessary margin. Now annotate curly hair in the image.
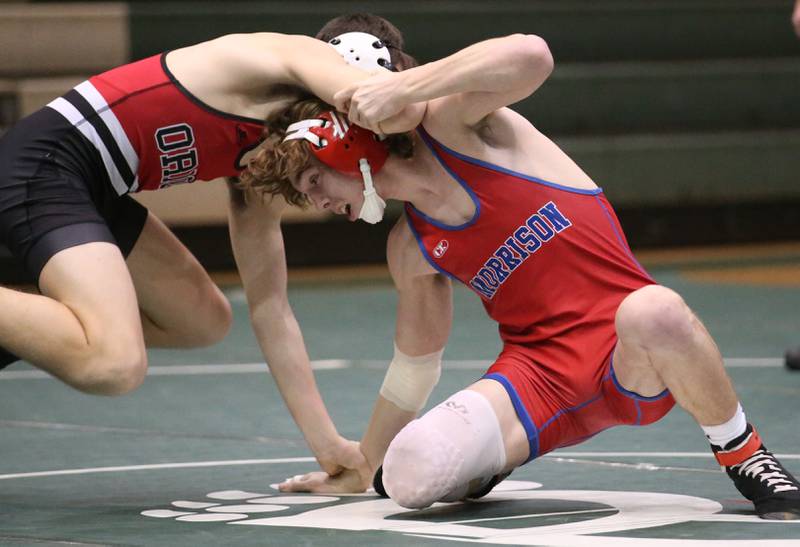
[238,99,326,206]
[239,98,414,207]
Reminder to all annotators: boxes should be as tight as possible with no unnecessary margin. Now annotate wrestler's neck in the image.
[374,136,477,225]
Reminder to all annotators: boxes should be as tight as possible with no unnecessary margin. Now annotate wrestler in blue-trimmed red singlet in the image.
[256,32,800,520]
[405,127,675,461]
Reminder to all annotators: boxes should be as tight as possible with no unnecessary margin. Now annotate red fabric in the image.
[405,128,654,350]
[90,54,264,191]
[488,347,675,457]
[309,111,388,176]
[714,428,763,467]
[405,128,675,458]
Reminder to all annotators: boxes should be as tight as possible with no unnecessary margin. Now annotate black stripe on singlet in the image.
[62,89,135,189]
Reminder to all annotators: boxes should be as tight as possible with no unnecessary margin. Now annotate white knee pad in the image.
[383,389,506,509]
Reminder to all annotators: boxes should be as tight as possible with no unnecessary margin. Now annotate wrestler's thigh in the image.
[126,212,232,347]
[38,240,144,359]
[469,378,531,470]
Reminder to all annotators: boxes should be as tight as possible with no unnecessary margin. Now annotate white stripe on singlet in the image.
[74,81,140,192]
[46,96,131,196]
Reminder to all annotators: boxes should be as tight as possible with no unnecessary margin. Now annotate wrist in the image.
[305,426,341,458]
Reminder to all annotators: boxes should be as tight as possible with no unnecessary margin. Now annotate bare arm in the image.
[170,33,371,109]
[279,217,452,493]
[179,32,426,130]
[335,34,553,132]
[359,219,452,475]
[227,182,363,475]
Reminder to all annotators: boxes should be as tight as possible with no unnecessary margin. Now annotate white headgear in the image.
[329,32,394,73]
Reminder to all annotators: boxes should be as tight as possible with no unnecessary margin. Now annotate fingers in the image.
[278,472,327,493]
[333,88,354,114]
[334,84,381,131]
[347,100,362,128]
[278,473,307,492]
[278,466,370,494]
[334,89,374,131]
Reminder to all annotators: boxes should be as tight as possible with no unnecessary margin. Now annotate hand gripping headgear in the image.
[283,111,389,224]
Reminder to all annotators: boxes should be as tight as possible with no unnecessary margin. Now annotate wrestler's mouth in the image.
[346,203,356,222]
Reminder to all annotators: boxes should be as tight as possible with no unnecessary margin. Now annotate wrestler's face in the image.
[292,162,362,222]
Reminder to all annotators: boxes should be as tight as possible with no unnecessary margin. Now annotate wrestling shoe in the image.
[463,471,512,500]
[373,465,389,498]
[439,471,512,503]
[712,424,800,520]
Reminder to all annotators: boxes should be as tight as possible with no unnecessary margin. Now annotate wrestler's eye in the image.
[310,174,319,186]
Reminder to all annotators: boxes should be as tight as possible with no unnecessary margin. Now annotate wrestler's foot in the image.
[373,466,388,498]
[465,471,513,500]
[785,346,800,371]
[713,424,800,520]
[441,471,512,502]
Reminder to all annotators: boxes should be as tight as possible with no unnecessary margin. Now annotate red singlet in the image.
[405,127,674,461]
[47,53,265,194]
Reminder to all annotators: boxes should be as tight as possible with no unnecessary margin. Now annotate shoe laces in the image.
[732,449,800,493]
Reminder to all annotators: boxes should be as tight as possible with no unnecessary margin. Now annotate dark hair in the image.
[238,98,413,206]
[316,13,418,70]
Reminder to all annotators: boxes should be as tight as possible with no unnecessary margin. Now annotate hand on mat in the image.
[315,437,366,477]
[279,467,371,494]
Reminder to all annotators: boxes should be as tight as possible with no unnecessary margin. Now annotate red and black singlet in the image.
[46,53,265,194]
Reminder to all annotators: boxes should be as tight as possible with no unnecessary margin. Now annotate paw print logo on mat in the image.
[141,489,340,522]
[141,481,800,545]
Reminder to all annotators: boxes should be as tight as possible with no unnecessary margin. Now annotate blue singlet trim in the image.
[483,372,540,462]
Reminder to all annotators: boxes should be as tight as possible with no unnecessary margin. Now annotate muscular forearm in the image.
[360,395,417,473]
[249,301,340,454]
[399,34,552,104]
[277,35,370,105]
[227,191,340,459]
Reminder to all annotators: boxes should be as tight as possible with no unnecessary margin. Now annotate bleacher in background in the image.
[1,1,799,281]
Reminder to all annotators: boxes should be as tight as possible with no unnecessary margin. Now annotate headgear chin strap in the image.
[283,111,389,224]
[358,158,386,224]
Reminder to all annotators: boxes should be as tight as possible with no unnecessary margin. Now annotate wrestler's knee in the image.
[616,285,696,350]
[383,420,462,509]
[68,337,148,396]
[383,390,507,509]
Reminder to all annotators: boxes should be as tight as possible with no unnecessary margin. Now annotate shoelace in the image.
[733,450,800,493]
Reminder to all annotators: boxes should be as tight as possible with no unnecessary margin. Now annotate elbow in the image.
[511,33,554,82]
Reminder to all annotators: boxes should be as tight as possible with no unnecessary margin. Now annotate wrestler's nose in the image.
[310,193,331,211]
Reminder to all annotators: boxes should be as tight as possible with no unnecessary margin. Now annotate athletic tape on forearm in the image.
[380,343,443,412]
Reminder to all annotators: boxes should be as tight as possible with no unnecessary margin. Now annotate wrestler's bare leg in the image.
[126,212,232,348]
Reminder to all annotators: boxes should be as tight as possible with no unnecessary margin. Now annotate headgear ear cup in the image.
[283,111,390,223]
